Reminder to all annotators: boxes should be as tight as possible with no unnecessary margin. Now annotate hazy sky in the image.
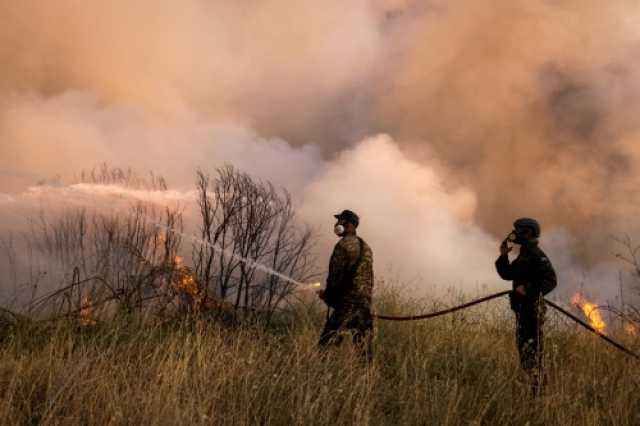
[2,1,640,296]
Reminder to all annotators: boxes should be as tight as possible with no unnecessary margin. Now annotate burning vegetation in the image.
[570,293,606,334]
[78,295,97,327]
[2,166,640,423]
[567,293,639,337]
[626,323,638,337]
[174,256,202,310]
[0,166,317,325]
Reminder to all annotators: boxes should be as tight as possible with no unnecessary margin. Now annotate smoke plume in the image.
[2,1,640,297]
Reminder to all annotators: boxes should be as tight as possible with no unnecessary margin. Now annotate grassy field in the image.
[0,292,638,426]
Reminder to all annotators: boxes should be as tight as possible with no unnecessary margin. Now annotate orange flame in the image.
[79,295,97,327]
[571,293,606,334]
[179,274,201,303]
[157,231,167,245]
[174,256,202,308]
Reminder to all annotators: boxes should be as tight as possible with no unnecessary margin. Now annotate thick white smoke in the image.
[0,133,504,295]
[300,135,500,291]
[1,130,635,302]
[1,1,639,304]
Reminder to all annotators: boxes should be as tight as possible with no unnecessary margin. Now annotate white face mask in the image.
[334,224,345,236]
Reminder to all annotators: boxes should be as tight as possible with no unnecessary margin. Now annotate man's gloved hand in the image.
[510,285,527,311]
[500,239,513,256]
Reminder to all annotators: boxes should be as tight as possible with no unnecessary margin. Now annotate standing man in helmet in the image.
[495,217,557,393]
[318,209,374,360]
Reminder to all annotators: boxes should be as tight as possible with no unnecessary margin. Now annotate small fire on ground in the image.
[79,295,97,327]
[626,323,638,337]
[570,293,606,334]
[175,256,202,308]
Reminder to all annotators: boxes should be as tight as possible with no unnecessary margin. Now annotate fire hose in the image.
[373,290,511,321]
[373,290,640,361]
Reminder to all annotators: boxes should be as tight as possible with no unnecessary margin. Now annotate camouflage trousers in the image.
[318,306,373,361]
[515,300,546,393]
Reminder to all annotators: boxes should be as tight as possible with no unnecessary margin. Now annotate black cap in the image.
[513,217,540,237]
[334,209,359,227]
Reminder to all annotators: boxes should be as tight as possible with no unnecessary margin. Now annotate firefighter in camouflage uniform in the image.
[318,209,374,360]
[495,217,557,393]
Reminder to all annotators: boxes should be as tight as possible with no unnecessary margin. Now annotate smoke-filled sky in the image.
[2,1,640,297]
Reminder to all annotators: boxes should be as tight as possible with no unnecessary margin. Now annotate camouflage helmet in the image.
[513,217,541,238]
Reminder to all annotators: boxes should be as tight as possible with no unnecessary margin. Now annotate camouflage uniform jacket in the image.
[324,235,373,310]
[495,240,557,310]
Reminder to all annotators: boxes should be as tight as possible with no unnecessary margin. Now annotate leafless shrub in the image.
[194,166,317,320]
[1,165,318,325]
[604,236,640,332]
[20,204,184,320]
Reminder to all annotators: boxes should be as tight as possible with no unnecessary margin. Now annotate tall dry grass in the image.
[0,293,638,425]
